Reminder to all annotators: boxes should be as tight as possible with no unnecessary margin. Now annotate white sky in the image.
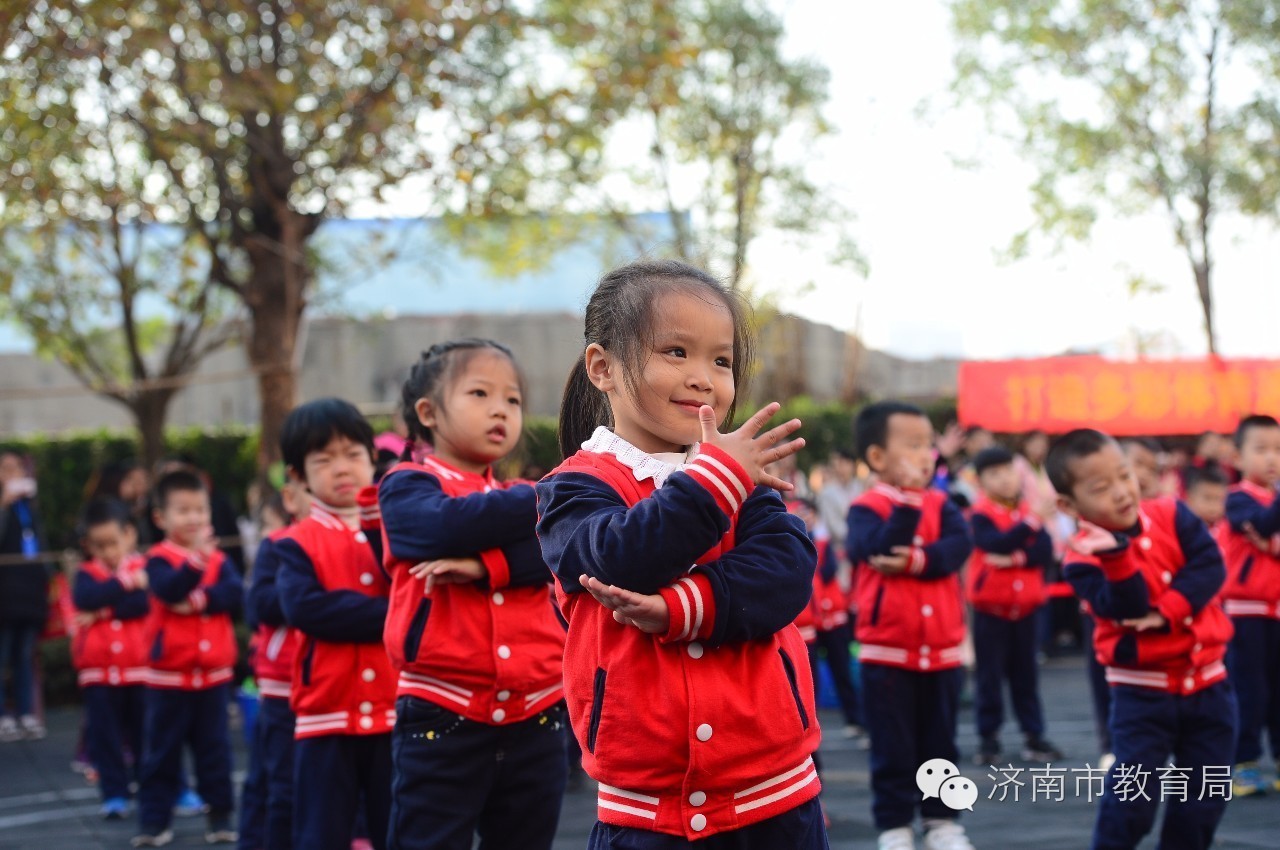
[737,1,1280,360]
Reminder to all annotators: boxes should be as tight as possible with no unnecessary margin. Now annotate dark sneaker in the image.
[131,828,174,847]
[1022,738,1064,762]
[973,737,1000,766]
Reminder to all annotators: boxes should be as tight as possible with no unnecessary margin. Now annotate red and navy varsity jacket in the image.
[1221,480,1280,618]
[795,537,848,641]
[377,456,564,726]
[276,503,396,740]
[966,497,1054,621]
[72,554,151,687]
[144,541,242,690]
[246,532,298,702]
[536,428,821,841]
[846,484,974,671]
[1063,498,1233,694]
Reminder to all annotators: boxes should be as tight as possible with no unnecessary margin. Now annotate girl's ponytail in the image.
[557,352,610,459]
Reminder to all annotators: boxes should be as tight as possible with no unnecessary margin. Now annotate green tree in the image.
[4,0,550,477]
[948,0,1280,355]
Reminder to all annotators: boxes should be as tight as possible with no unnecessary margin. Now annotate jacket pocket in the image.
[587,667,606,754]
[1240,555,1256,585]
[300,640,317,687]
[778,648,811,731]
[403,598,433,664]
[149,630,164,662]
[869,585,885,627]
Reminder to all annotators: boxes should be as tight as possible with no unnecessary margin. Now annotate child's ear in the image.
[285,467,309,491]
[151,508,166,531]
[414,397,437,430]
[865,444,887,474]
[584,343,616,393]
[1056,494,1078,520]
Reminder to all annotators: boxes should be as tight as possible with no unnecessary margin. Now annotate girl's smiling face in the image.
[587,287,737,454]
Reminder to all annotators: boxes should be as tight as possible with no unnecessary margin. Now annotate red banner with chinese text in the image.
[958,357,1280,435]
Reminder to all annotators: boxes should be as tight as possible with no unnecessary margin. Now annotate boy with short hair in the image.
[965,446,1062,767]
[1051,429,1235,850]
[73,497,150,820]
[846,402,975,850]
[1219,414,1280,796]
[275,399,396,850]
[135,470,243,847]
[1182,463,1229,532]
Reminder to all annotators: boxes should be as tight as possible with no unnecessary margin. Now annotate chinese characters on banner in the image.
[957,357,1280,435]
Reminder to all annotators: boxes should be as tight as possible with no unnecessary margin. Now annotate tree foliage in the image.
[949,0,1280,354]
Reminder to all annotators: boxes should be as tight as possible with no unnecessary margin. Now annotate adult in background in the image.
[0,451,50,741]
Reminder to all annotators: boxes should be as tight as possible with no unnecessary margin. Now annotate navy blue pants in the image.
[388,695,567,850]
[293,733,391,850]
[586,798,828,849]
[807,623,863,727]
[1093,681,1237,850]
[972,610,1045,741]
[137,685,235,832]
[1225,616,1280,764]
[239,696,295,850]
[83,684,145,802]
[862,664,963,830]
[1082,613,1112,752]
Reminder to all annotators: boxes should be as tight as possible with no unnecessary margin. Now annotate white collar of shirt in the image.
[582,426,698,489]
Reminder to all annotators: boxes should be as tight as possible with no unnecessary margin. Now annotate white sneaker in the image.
[1099,752,1116,773]
[0,716,19,743]
[18,714,45,740]
[878,826,917,850]
[922,820,975,850]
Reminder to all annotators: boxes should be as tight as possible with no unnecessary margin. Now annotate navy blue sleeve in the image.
[146,555,203,604]
[276,539,387,644]
[1226,489,1280,536]
[970,514,1039,555]
[1170,501,1227,615]
[535,472,733,596]
[817,538,838,583]
[202,558,243,617]
[72,570,125,611]
[1063,546,1151,621]
[112,590,151,621]
[248,539,286,629]
[846,504,921,565]
[379,471,536,563]
[919,500,975,580]
[699,488,817,645]
[1025,528,1055,570]
[499,536,554,588]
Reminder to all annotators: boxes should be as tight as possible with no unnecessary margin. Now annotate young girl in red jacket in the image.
[376,339,568,850]
[536,259,827,849]
[73,497,151,821]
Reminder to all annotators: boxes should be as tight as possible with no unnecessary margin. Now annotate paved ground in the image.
[2,655,1280,848]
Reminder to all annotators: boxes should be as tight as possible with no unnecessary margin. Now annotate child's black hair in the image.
[1046,428,1116,496]
[973,446,1016,476]
[280,397,375,477]
[79,497,134,537]
[153,468,207,510]
[558,259,754,459]
[1234,414,1280,449]
[1120,436,1163,455]
[400,338,523,457]
[854,401,927,464]
[1184,461,1230,491]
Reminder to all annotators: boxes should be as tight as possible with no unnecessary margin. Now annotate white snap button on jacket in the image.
[688,791,706,806]
[497,645,511,659]
[696,724,713,742]
[360,572,374,586]
[362,668,376,682]
[687,643,704,659]
[493,592,504,605]
[497,691,510,702]
[691,814,707,831]
[492,709,506,723]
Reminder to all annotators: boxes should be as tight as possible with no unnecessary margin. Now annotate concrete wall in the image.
[0,312,960,436]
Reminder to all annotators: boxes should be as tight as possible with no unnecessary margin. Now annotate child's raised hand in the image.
[578,575,670,634]
[1120,611,1167,632]
[697,403,803,492]
[194,525,219,558]
[1069,521,1119,555]
[895,459,931,491]
[869,546,912,575]
[409,557,487,595]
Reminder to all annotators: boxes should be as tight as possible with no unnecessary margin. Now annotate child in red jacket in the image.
[1052,428,1235,850]
[73,497,150,821]
[275,398,395,850]
[537,260,825,849]
[846,402,974,850]
[135,470,242,846]
[377,339,567,850]
[964,446,1062,767]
